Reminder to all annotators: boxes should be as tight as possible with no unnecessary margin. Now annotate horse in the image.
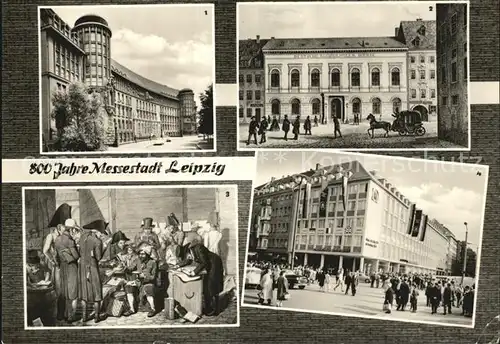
[366,114,391,138]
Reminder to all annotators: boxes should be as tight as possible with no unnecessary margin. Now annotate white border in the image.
[38,4,217,155]
[235,1,471,152]
[240,149,489,329]
[23,184,240,329]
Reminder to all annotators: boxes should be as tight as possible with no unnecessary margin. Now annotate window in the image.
[291,69,300,87]
[239,91,243,100]
[419,70,426,79]
[411,89,416,99]
[391,68,400,86]
[331,68,340,87]
[410,56,416,63]
[312,98,321,115]
[411,70,416,79]
[451,14,457,35]
[372,98,381,114]
[246,74,252,84]
[420,55,425,63]
[431,89,436,98]
[246,90,253,100]
[430,70,436,79]
[271,70,280,87]
[291,98,300,115]
[413,37,420,47]
[420,89,426,99]
[418,25,426,36]
[442,96,448,106]
[351,68,360,87]
[430,56,435,63]
[255,90,261,100]
[441,66,447,83]
[357,200,366,210]
[464,7,468,27]
[356,217,364,228]
[452,48,457,59]
[371,68,380,86]
[336,218,344,228]
[239,74,244,83]
[392,98,401,113]
[255,74,261,84]
[464,58,468,80]
[352,98,361,114]
[271,99,280,115]
[311,69,320,87]
[452,95,459,105]
[246,108,252,117]
[451,62,457,82]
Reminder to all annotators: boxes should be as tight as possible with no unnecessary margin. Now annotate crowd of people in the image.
[26,203,225,326]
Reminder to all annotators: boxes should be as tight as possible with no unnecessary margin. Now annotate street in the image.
[239,116,463,149]
[243,281,472,326]
[107,135,213,152]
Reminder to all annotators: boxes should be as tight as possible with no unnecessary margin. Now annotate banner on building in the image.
[419,214,428,241]
[407,203,416,235]
[319,178,329,218]
[341,175,348,211]
[301,182,311,219]
[412,209,423,237]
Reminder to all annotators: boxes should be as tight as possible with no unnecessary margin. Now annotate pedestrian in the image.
[317,270,326,292]
[455,284,463,308]
[344,270,353,295]
[430,282,442,314]
[313,115,319,127]
[259,116,268,144]
[442,283,453,315]
[384,284,394,314]
[276,270,288,308]
[410,284,419,313]
[292,116,300,140]
[282,115,290,141]
[375,272,380,288]
[304,116,312,135]
[398,279,410,311]
[351,272,358,296]
[425,282,433,307]
[462,285,474,317]
[271,116,280,131]
[333,115,342,138]
[334,267,345,292]
[246,116,259,146]
[324,270,331,292]
[370,271,376,288]
[259,268,273,306]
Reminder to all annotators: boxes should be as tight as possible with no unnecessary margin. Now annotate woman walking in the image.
[384,284,395,314]
[259,268,273,306]
[276,270,288,308]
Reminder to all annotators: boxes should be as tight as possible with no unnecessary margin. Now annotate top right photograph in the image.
[237,2,470,151]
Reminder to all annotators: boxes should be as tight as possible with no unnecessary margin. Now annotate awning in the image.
[247,252,258,256]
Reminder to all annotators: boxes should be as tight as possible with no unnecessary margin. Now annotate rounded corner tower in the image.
[72,14,112,88]
[178,89,196,136]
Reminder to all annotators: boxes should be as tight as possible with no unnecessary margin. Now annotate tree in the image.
[51,82,107,151]
[198,84,213,138]
[452,244,477,277]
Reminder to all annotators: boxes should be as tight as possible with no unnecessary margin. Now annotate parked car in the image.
[245,267,262,288]
[283,269,308,289]
[357,272,371,283]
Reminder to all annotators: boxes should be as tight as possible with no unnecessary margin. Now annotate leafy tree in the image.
[51,82,107,151]
[452,244,477,277]
[198,84,213,137]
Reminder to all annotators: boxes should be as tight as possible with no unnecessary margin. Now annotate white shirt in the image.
[205,229,222,255]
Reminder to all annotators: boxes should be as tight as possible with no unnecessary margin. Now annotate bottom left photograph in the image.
[23,185,239,329]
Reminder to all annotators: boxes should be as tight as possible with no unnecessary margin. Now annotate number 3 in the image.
[225,191,230,197]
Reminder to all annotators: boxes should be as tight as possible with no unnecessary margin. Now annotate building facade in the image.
[239,36,268,123]
[40,9,197,149]
[262,37,408,124]
[253,161,455,276]
[436,3,469,147]
[396,20,437,120]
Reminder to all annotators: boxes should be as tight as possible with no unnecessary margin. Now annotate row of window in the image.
[441,95,461,106]
[267,238,288,249]
[239,107,263,118]
[440,58,467,84]
[54,43,82,82]
[239,73,262,84]
[47,14,80,44]
[410,88,436,99]
[298,216,365,230]
[410,55,435,64]
[239,90,262,101]
[269,67,401,88]
[410,69,435,80]
[439,9,467,44]
[298,234,363,248]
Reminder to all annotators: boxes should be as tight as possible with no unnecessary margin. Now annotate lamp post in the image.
[461,221,468,286]
[290,174,311,269]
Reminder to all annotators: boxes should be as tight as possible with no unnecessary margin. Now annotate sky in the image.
[239,2,437,39]
[51,5,214,106]
[255,151,488,250]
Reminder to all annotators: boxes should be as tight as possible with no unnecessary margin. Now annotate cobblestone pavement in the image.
[243,282,472,326]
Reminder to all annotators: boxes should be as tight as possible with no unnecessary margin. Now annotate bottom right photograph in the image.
[242,151,489,328]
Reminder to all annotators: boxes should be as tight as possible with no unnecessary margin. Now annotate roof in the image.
[397,20,436,50]
[111,59,179,99]
[262,37,407,52]
[74,14,110,28]
[239,39,269,68]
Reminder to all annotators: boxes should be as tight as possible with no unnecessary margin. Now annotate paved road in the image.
[243,282,472,326]
[107,135,212,152]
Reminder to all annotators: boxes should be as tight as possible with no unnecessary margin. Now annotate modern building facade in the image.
[40,9,197,148]
[436,3,469,147]
[239,36,268,123]
[252,160,455,275]
[396,19,437,120]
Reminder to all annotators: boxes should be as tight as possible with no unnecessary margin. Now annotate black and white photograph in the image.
[242,151,487,327]
[237,2,470,150]
[23,185,238,328]
[39,5,215,154]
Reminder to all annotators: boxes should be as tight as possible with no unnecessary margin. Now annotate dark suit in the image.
[443,286,452,314]
[54,232,79,302]
[78,231,103,302]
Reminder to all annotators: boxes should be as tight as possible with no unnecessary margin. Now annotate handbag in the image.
[284,293,290,300]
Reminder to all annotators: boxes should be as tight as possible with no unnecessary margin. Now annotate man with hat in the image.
[134,217,161,261]
[78,219,108,323]
[53,218,80,323]
[124,245,159,317]
[104,230,130,261]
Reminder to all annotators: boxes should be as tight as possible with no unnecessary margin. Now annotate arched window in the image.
[310,69,320,87]
[352,98,361,114]
[331,68,340,87]
[291,69,300,87]
[291,98,301,115]
[271,99,281,115]
[391,67,400,86]
[351,68,360,87]
[271,69,280,88]
[371,68,380,86]
[311,98,321,115]
[372,98,381,114]
[392,98,401,114]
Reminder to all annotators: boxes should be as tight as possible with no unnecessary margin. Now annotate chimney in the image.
[256,35,260,43]
[395,27,399,36]
[416,17,422,21]
[316,163,322,170]
[271,177,276,182]
[271,36,275,40]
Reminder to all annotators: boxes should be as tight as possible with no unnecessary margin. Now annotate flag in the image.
[419,215,428,241]
[342,174,348,211]
[319,177,329,218]
[412,210,423,237]
[302,181,311,219]
[407,203,416,235]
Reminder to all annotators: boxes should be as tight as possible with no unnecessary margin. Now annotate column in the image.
[338,255,343,269]
[319,254,325,269]
[352,257,356,271]
[304,253,309,266]
[360,257,365,273]
[374,259,380,273]
[394,263,400,273]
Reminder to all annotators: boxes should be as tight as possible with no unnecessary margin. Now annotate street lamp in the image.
[461,221,469,286]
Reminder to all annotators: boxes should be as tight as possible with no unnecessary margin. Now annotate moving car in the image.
[283,269,308,289]
[245,267,262,288]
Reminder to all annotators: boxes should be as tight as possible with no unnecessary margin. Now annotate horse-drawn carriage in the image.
[366,111,426,138]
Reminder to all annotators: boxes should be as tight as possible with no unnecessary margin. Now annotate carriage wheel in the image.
[398,129,407,136]
[415,126,426,136]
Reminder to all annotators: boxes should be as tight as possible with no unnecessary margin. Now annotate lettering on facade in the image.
[293,53,377,59]
[249,103,264,108]
[313,247,334,252]
[365,238,379,248]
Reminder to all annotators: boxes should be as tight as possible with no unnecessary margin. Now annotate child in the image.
[410,284,419,313]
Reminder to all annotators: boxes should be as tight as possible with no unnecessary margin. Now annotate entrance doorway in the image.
[330,97,344,122]
[255,108,262,123]
[413,105,429,121]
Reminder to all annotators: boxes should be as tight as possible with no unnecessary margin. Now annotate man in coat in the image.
[333,115,342,138]
[79,220,107,323]
[246,116,259,146]
[53,219,80,323]
[134,217,161,261]
[397,278,410,311]
[442,282,453,315]
[282,115,290,141]
[175,241,224,316]
[104,230,130,261]
[430,282,442,314]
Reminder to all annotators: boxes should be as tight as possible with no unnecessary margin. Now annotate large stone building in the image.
[239,36,268,123]
[40,9,197,149]
[436,3,469,147]
[252,161,456,275]
[396,19,437,120]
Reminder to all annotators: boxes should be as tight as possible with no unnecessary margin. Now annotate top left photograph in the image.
[39,5,215,154]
